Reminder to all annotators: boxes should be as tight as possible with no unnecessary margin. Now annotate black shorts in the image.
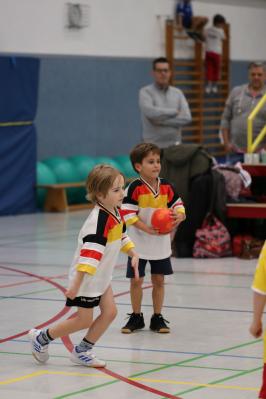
[126,257,173,278]
[66,295,101,308]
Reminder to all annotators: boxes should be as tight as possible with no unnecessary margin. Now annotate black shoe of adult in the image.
[121,313,145,334]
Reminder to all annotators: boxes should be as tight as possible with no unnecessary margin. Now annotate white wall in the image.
[0,0,265,60]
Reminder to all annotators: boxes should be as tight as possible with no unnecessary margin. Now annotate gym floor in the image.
[0,210,263,399]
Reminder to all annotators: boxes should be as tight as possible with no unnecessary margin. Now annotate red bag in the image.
[232,235,253,257]
[193,213,232,258]
[233,235,264,259]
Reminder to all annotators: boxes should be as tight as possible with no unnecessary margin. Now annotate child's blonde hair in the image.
[86,164,123,203]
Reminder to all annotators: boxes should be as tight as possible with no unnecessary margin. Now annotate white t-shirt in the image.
[205,26,225,55]
[122,177,185,260]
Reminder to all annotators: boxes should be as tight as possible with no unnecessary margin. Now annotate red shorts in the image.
[259,363,266,398]
[205,51,221,82]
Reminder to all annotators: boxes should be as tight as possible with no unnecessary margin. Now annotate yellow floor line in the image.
[0,370,47,385]
[130,377,259,392]
[0,370,108,385]
[0,370,259,393]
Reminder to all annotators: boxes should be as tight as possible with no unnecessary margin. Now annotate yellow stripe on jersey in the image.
[175,207,186,214]
[125,215,139,226]
[76,263,97,275]
[252,242,266,294]
[107,222,123,243]
[121,241,135,254]
[138,193,169,208]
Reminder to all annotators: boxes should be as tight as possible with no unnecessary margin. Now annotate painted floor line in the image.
[6,338,264,360]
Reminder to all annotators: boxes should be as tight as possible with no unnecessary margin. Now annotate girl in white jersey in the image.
[29,165,139,368]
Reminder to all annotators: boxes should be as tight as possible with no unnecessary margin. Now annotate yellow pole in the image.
[247,93,266,153]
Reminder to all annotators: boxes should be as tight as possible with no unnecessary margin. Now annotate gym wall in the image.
[0,0,265,160]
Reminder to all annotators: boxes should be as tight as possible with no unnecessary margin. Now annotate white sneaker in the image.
[28,329,49,363]
[70,346,106,368]
[212,85,218,93]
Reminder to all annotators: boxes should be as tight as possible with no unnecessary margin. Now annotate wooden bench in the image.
[38,177,135,212]
[38,182,92,212]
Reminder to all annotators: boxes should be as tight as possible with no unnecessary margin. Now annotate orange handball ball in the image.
[151,208,173,234]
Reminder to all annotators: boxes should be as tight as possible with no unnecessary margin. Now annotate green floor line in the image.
[179,364,246,372]
[51,338,262,399]
[0,350,250,371]
[53,379,118,399]
[175,365,262,396]
[130,338,262,380]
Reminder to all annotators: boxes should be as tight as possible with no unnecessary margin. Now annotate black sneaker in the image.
[121,313,145,334]
[150,314,170,333]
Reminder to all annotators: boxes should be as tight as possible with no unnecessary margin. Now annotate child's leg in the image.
[205,52,213,93]
[69,287,116,368]
[130,276,144,313]
[48,307,93,339]
[121,258,146,333]
[83,285,117,344]
[29,307,93,364]
[213,53,221,82]
[151,274,165,314]
[149,258,172,333]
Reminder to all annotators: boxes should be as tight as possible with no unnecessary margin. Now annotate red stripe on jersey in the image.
[103,214,120,238]
[131,185,150,201]
[80,249,102,261]
[160,184,174,201]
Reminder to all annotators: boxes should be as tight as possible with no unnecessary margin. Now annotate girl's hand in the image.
[65,286,78,300]
[249,320,263,338]
[170,209,185,228]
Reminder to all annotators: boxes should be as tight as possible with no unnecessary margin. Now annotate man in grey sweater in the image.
[220,61,266,162]
[139,57,192,148]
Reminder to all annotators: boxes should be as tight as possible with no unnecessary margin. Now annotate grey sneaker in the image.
[28,329,49,363]
[70,346,106,368]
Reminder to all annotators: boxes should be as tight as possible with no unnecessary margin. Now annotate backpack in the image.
[193,213,232,258]
[192,171,231,258]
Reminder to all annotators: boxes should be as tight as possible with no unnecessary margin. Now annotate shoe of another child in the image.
[187,30,204,42]
[70,346,106,368]
[212,84,218,93]
[150,314,170,333]
[205,85,212,94]
[28,328,49,363]
[121,312,145,333]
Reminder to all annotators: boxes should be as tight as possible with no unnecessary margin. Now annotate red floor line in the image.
[0,273,68,289]
[0,265,182,398]
[0,265,70,343]
[61,335,181,399]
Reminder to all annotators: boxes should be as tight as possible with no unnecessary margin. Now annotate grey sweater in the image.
[139,83,192,148]
[220,84,266,150]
